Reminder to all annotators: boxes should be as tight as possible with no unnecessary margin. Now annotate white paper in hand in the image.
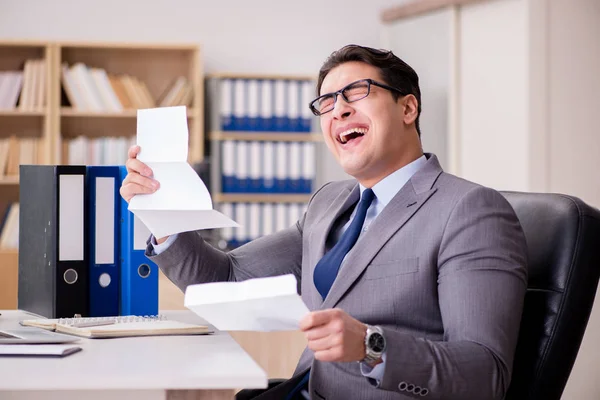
[128,106,239,238]
[184,274,310,331]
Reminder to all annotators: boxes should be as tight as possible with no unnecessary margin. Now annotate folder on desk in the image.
[87,166,120,317]
[118,166,158,316]
[18,165,89,319]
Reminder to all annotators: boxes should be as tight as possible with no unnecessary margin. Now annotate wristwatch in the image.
[363,325,386,364]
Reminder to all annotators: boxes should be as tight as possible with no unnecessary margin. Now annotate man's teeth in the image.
[339,128,368,143]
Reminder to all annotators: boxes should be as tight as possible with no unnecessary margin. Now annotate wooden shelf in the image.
[0,179,19,202]
[0,249,18,309]
[210,131,322,142]
[55,41,199,51]
[0,40,49,47]
[60,108,137,118]
[381,0,490,22]
[0,176,19,185]
[60,107,200,118]
[206,72,316,81]
[0,248,18,255]
[214,193,312,203]
[0,42,52,166]
[0,109,46,117]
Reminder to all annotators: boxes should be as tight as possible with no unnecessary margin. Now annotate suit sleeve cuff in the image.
[360,351,387,387]
[148,234,179,255]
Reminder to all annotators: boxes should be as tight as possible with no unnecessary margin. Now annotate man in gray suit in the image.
[120,45,528,399]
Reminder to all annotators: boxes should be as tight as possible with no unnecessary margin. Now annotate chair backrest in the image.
[501,192,600,399]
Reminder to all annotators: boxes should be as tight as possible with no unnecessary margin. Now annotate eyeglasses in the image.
[309,78,405,116]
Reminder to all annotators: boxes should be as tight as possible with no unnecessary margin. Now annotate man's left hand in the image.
[299,308,367,363]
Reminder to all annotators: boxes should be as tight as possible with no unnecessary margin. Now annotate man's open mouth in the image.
[337,127,368,144]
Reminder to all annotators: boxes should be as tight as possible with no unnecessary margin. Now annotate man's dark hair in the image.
[316,44,422,137]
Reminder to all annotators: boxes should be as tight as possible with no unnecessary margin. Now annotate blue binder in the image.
[118,166,159,316]
[221,141,237,193]
[260,79,274,132]
[220,78,234,131]
[87,166,121,317]
[301,80,314,132]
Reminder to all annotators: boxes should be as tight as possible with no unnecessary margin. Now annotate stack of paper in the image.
[0,345,81,357]
[129,106,239,238]
[184,274,310,331]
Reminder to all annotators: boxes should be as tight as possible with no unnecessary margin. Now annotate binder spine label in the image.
[95,177,115,264]
[59,175,84,261]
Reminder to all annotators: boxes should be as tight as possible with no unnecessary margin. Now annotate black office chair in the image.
[501,192,600,399]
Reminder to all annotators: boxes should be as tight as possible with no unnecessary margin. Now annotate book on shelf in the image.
[60,62,193,112]
[0,202,19,250]
[21,315,212,339]
[0,71,23,109]
[157,76,193,107]
[66,136,134,166]
[0,138,10,178]
[0,136,38,178]
[0,58,46,110]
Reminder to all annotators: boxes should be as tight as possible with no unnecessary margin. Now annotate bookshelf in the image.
[0,41,53,308]
[0,41,53,184]
[205,73,320,249]
[54,42,203,165]
[0,40,204,184]
[0,40,205,309]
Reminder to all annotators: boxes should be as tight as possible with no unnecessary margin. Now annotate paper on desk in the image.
[128,106,239,238]
[0,344,82,357]
[184,274,310,331]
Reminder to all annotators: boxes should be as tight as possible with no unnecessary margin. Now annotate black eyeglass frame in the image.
[309,78,406,116]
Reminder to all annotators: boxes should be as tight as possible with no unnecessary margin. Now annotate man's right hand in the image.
[120,145,168,244]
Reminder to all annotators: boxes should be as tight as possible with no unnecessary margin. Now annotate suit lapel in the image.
[308,185,358,308]
[321,154,444,309]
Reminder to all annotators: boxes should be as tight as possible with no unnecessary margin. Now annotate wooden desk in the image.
[0,310,267,400]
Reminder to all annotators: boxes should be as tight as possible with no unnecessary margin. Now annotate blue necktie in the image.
[286,189,376,400]
[313,188,375,300]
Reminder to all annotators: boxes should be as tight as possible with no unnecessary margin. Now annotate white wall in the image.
[381,8,452,170]
[547,0,600,207]
[0,0,396,75]
[551,1,600,398]
[458,0,530,192]
[383,2,600,397]
[0,0,402,185]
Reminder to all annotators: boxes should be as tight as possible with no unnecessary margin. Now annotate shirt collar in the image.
[359,155,428,208]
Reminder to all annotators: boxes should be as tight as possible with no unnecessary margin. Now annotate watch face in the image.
[368,332,385,353]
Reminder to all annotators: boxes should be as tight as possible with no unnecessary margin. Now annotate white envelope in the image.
[128,106,239,238]
[184,274,310,331]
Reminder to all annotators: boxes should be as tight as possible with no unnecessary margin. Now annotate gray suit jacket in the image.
[149,154,528,400]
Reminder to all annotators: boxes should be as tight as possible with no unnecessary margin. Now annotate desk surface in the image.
[0,310,267,391]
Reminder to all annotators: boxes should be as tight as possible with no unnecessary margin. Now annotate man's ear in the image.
[402,95,419,125]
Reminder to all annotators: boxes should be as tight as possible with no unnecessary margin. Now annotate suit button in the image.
[407,384,415,392]
[420,388,429,396]
[398,382,408,391]
[414,386,422,395]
